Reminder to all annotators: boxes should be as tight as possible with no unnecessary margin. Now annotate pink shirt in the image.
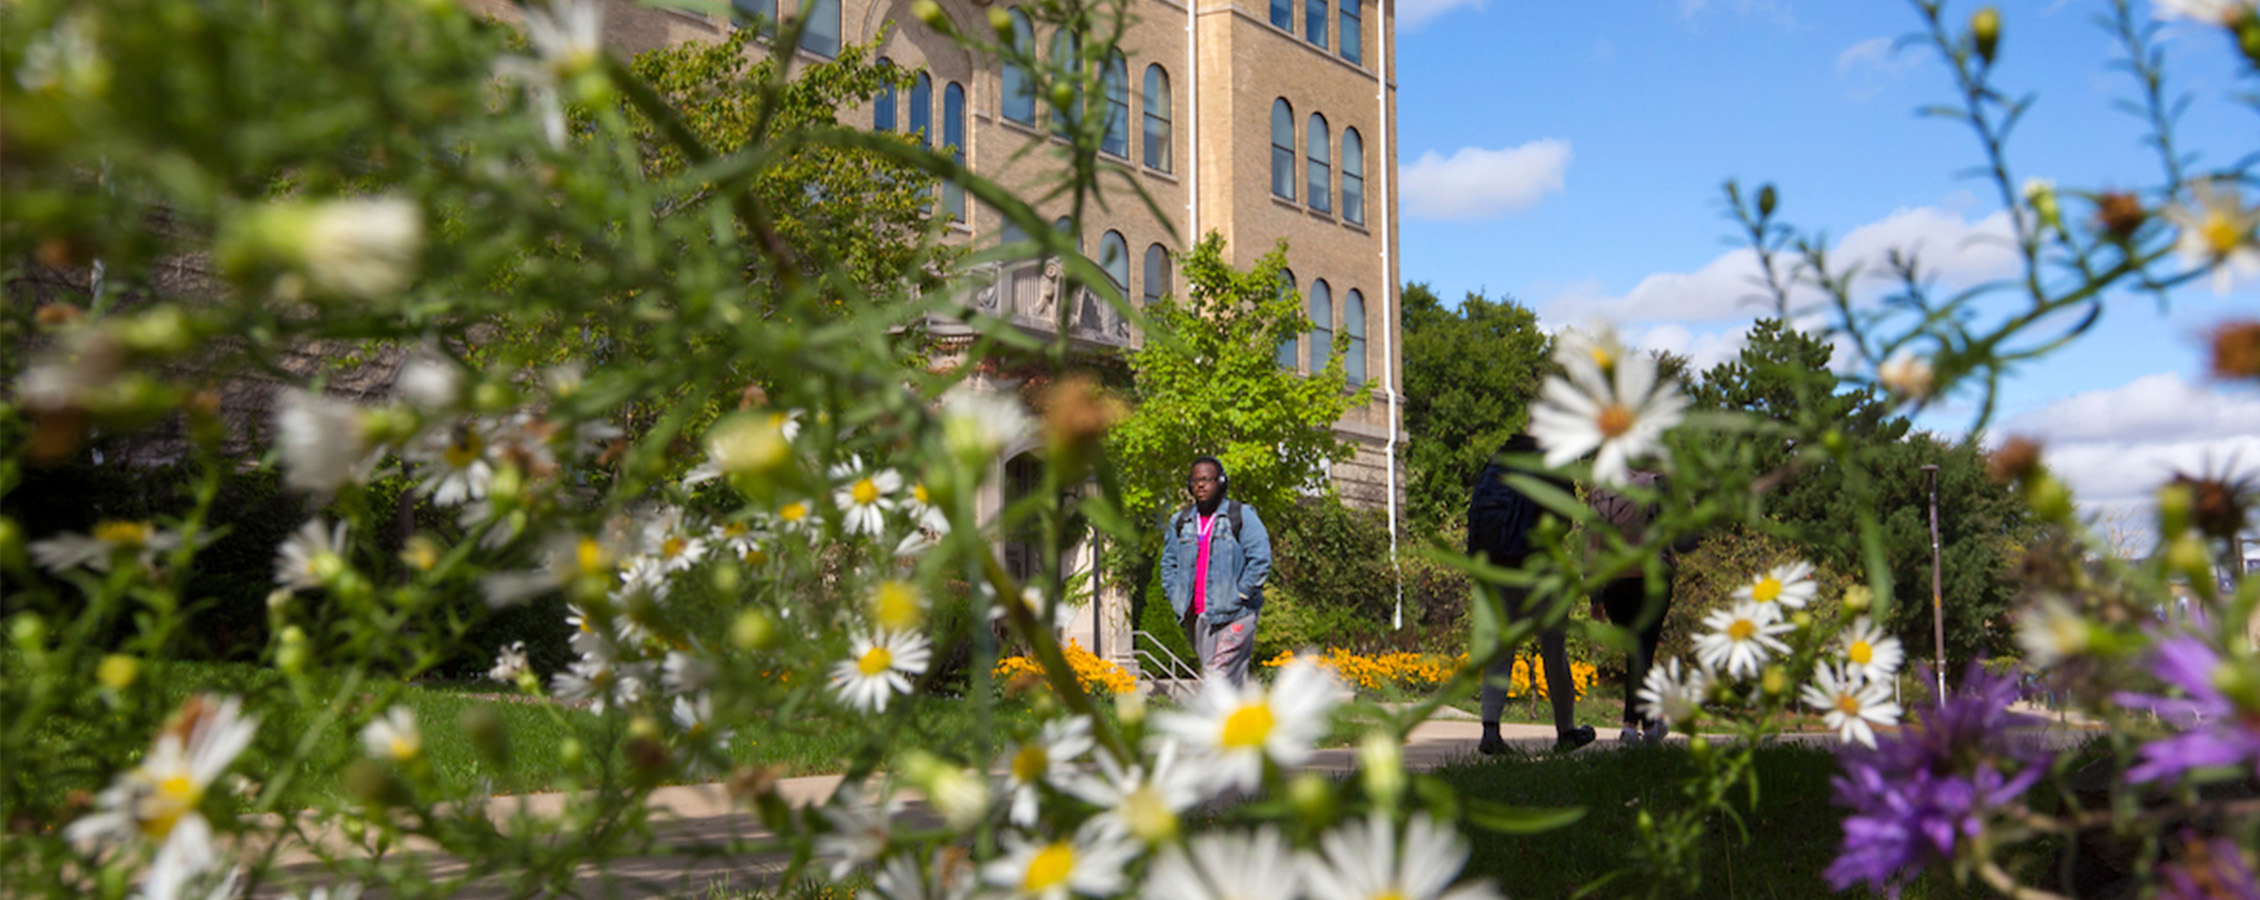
[1191,512,1219,616]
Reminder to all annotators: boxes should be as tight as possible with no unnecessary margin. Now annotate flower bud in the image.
[1971,7,2001,64]
[912,0,951,34]
[1358,731,1405,809]
[1842,585,1873,614]
[989,7,1015,43]
[731,609,777,650]
[345,759,411,808]
[1761,665,1788,696]
[1821,428,1846,455]
[1114,689,1147,728]
[0,518,26,574]
[98,654,139,691]
[1287,771,1336,823]
[2165,532,2212,584]
[115,306,195,357]
[2022,178,2060,230]
[1756,183,1778,218]
[2028,474,2073,523]
[472,381,512,413]
[278,625,311,675]
[1688,735,1710,759]
[1791,611,1814,631]
[559,737,585,769]
[2159,482,2195,538]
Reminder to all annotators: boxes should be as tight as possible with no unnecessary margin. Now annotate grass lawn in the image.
[1431,743,1996,900]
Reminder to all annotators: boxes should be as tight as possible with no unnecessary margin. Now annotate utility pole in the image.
[1923,464,1946,700]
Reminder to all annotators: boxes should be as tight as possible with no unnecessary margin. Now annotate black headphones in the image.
[1189,455,1228,490]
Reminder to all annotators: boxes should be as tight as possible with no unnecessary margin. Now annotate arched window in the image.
[909,72,933,148]
[1306,113,1331,214]
[1339,0,1362,65]
[1001,219,1029,248]
[1049,30,1082,138]
[1344,289,1367,385]
[1143,243,1169,304]
[1142,65,1171,172]
[1270,0,1293,31]
[1102,54,1130,158]
[1275,269,1299,369]
[1001,9,1036,125]
[1308,279,1333,371]
[1270,99,1296,201]
[731,0,776,37]
[1100,231,1129,292]
[799,0,840,58]
[873,57,896,132]
[1341,127,1365,225]
[943,82,967,220]
[1306,0,1329,49]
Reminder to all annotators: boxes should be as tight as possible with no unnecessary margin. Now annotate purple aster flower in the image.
[2159,830,2260,900]
[1824,662,2051,897]
[2114,636,2260,785]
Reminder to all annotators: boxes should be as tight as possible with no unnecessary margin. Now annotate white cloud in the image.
[1400,140,1571,221]
[1835,37,1896,74]
[1678,0,1799,27]
[1398,0,1486,29]
[1544,203,2022,325]
[1836,35,1923,100]
[1997,372,2260,516]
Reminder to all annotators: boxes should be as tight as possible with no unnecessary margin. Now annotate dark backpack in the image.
[1466,463,1543,564]
[1173,499,1244,540]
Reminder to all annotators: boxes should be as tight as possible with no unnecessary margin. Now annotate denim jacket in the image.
[1159,500,1272,623]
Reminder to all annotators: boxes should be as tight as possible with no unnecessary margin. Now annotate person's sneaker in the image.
[1643,719,1671,744]
[1477,734,1511,756]
[1619,725,1643,745]
[1552,725,1597,753]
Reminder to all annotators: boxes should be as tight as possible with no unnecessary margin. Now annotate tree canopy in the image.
[1399,283,1551,531]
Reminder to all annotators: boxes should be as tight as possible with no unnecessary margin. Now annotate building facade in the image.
[475,0,1405,668]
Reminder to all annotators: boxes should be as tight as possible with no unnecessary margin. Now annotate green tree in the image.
[1109,234,1367,538]
[1399,283,1552,531]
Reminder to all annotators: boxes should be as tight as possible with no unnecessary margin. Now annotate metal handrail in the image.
[1130,630,1202,686]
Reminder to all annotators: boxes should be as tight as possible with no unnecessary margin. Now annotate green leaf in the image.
[1463,800,1587,835]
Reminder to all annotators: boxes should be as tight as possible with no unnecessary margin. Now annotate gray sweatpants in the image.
[1192,609,1260,688]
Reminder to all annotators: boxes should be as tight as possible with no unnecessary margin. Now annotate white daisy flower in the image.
[409,419,496,507]
[870,579,928,633]
[670,693,735,772]
[903,482,951,535]
[274,388,378,495]
[1877,351,1936,403]
[395,354,462,412]
[685,412,796,486]
[1000,716,1095,826]
[66,696,259,900]
[31,520,183,574]
[16,330,121,414]
[1143,826,1299,900]
[15,13,107,97]
[662,648,717,695]
[1837,616,1905,682]
[775,499,819,536]
[359,706,421,763]
[1731,561,1816,612]
[2155,0,2255,26]
[283,884,363,900]
[615,556,673,606]
[1801,665,1902,749]
[921,760,994,831]
[637,506,709,574]
[712,520,768,565]
[829,630,932,713]
[866,850,976,900]
[492,0,604,147]
[273,518,349,593]
[1301,812,1502,900]
[941,389,1032,466]
[1693,601,1794,680]
[551,658,648,715]
[831,457,904,537]
[1069,739,1206,844]
[298,197,422,299]
[1635,658,1709,726]
[816,784,904,879]
[1152,657,1343,793]
[1529,326,1687,487]
[487,641,530,684]
[2164,177,2260,294]
[479,532,620,608]
[2016,596,2091,670]
[980,824,1139,900]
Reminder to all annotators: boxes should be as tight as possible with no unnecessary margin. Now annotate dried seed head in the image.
[2167,471,2255,542]
[1988,435,2045,485]
[2095,191,2146,241]
[2207,320,2260,381]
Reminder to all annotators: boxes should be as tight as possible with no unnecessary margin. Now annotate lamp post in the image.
[1922,464,1946,700]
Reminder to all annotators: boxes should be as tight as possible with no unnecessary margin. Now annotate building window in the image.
[1143,243,1169,304]
[1100,230,1129,293]
[1053,216,1081,254]
[1270,99,1296,201]
[943,82,966,220]
[799,0,840,58]
[1102,54,1129,159]
[1270,0,1293,31]
[909,72,933,147]
[1001,219,1029,248]
[1275,269,1299,369]
[1344,288,1367,385]
[1306,0,1329,49]
[1308,279,1333,372]
[1001,10,1036,125]
[1339,0,1362,65]
[873,58,896,132]
[1050,30,1082,138]
[731,0,776,36]
[1342,127,1365,225]
[1306,113,1331,214]
[1142,65,1171,173]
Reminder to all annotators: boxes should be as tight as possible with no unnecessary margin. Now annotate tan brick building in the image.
[477,0,1406,667]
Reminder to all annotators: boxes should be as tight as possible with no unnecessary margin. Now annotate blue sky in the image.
[1390,0,2259,529]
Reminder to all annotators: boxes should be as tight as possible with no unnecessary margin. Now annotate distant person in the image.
[1160,455,1272,687]
[1467,434,1594,753]
[1586,470,1691,744]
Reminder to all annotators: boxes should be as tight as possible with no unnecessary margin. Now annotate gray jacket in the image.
[1159,500,1272,623]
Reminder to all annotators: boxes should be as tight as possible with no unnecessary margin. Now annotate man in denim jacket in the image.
[1159,455,1272,687]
